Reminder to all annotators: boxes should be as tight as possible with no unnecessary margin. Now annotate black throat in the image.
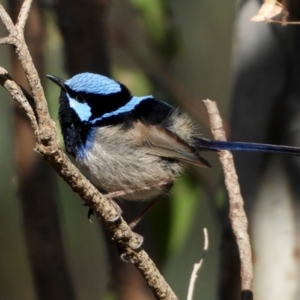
[58,91,91,157]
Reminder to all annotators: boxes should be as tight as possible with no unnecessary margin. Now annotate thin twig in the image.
[0,4,14,31]
[187,228,209,300]
[17,0,32,31]
[0,1,178,299]
[0,67,38,136]
[203,99,253,298]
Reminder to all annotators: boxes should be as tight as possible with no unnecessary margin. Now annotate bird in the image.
[47,72,300,224]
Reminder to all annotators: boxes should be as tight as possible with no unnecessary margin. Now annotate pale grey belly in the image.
[76,144,183,201]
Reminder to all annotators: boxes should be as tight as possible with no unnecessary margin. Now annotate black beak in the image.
[46,74,66,91]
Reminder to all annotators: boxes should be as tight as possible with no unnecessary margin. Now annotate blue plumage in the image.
[89,95,152,124]
[68,95,91,122]
[66,73,121,95]
[196,139,300,155]
[77,127,97,160]
[65,89,152,123]
[47,72,300,206]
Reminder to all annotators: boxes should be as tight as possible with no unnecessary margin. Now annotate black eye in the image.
[76,95,86,103]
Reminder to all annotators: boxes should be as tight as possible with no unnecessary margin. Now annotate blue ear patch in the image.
[90,96,152,124]
[68,96,91,122]
[66,73,121,95]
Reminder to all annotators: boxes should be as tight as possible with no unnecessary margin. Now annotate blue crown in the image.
[65,73,122,95]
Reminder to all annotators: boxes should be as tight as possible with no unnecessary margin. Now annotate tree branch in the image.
[0,1,177,299]
[0,67,38,132]
[16,0,32,30]
[0,3,14,31]
[203,99,253,300]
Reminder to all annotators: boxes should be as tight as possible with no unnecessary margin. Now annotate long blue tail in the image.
[195,138,300,156]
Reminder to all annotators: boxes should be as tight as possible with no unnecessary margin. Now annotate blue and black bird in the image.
[47,72,300,205]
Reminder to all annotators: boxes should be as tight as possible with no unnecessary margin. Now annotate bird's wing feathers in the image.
[130,122,210,168]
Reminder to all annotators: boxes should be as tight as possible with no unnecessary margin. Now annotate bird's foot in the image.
[84,197,122,224]
[119,232,144,262]
[104,197,123,224]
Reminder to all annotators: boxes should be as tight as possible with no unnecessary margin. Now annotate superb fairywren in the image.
[47,73,300,204]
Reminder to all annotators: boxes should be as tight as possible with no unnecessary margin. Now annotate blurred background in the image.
[1,0,300,299]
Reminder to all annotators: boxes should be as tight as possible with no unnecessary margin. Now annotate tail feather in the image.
[195,138,300,156]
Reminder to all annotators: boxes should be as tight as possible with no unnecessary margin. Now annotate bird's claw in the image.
[107,213,122,224]
[131,232,144,250]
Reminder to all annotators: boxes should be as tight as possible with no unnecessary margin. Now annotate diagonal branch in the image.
[0,1,178,300]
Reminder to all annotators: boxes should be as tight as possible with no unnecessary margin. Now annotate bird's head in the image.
[47,72,133,125]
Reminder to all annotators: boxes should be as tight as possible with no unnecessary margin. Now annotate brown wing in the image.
[130,122,210,168]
